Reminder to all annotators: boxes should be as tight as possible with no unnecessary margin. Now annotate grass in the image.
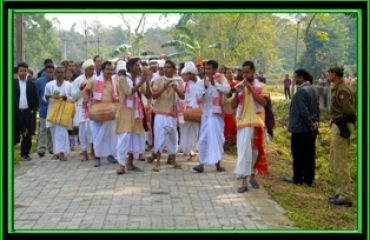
[225,99,358,230]
[14,136,38,164]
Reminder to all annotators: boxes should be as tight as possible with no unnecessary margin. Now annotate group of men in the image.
[14,55,356,201]
[284,66,356,207]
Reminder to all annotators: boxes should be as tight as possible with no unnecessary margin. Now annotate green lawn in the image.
[14,136,38,164]
[226,99,357,229]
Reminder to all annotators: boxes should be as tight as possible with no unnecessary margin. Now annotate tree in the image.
[22,14,62,70]
[299,14,350,79]
[161,26,201,61]
[119,14,147,56]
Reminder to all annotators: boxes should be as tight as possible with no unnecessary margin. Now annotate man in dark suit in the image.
[14,62,38,161]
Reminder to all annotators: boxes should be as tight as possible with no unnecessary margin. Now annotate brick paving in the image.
[14,148,295,230]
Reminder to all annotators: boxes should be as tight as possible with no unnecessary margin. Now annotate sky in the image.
[45,14,181,34]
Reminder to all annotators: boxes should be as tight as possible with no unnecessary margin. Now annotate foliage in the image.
[22,14,63,71]
[299,14,354,79]
[18,13,357,77]
[260,99,357,229]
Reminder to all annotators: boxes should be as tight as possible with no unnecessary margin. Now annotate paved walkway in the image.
[14,148,295,230]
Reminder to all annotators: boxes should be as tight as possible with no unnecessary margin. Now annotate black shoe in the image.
[38,152,45,157]
[107,155,117,164]
[328,194,339,201]
[237,186,249,193]
[192,165,204,173]
[304,181,313,187]
[283,177,302,185]
[329,198,352,207]
[21,155,32,161]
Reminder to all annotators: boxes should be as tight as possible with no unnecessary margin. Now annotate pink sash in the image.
[93,75,119,103]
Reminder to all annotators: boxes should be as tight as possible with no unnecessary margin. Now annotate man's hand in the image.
[62,95,67,101]
[172,81,179,90]
[245,81,253,93]
[164,80,172,90]
[329,118,333,127]
[311,122,319,132]
[80,82,87,91]
[45,95,52,101]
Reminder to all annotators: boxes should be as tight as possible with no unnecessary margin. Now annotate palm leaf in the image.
[207,42,232,49]
[161,40,194,50]
[166,51,194,59]
[176,26,194,39]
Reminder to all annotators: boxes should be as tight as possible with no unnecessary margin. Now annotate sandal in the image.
[81,152,88,161]
[249,179,260,189]
[237,186,249,193]
[216,166,226,172]
[117,165,126,175]
[192,165,204,173]
[166,157,173,165]
[127,165,144,172]
[59,154,67,161]
[173,164,182,169]
[186,154,195,161]
[152,166,161,172]
[147,156,155,163]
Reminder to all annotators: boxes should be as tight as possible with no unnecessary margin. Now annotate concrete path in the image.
[14,148,295,230]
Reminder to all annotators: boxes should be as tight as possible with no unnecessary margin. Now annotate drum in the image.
[183,108,202,122]
[89,102,119,121]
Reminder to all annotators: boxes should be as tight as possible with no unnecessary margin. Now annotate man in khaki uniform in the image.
[327,66,356,207]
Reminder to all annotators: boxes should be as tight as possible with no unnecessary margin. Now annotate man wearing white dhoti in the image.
[233,60,269,193]
[193,60,230,173]
[146,59,167,162]
[71,59,95,161]
[115,58,152,174]
[83,61,119,167]
[44,66,73,161]
[151,60,185,172]
[179,61,203,161]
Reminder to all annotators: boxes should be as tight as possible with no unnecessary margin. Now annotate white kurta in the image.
[44,80,73,154]
[71,74,94,151]
[196,76,230,165]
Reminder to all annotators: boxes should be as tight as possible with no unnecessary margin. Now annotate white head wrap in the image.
[181,61,198,75]
[158,59,166,68]
[149,59,158,66]
[116,60,127,72]
[82,59,94,71]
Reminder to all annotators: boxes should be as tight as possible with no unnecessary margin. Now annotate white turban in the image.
[82,59,94,71]
[116,60,127,72]
[181,61,198,75]
[158,60,166,68]
[149,59,158,66]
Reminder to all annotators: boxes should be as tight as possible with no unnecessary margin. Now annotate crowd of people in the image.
[14,55,356,205]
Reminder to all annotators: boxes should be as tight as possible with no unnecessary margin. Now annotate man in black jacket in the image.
[14,62,38,161]
[284,69,320,186]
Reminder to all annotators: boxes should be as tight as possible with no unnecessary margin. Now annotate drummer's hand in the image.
[172,82,178,90]
[164,81,172,90]
[80,82,87,91]
[62,95,67,101]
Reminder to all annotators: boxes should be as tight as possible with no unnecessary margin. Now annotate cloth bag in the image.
[47,99,75,127]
